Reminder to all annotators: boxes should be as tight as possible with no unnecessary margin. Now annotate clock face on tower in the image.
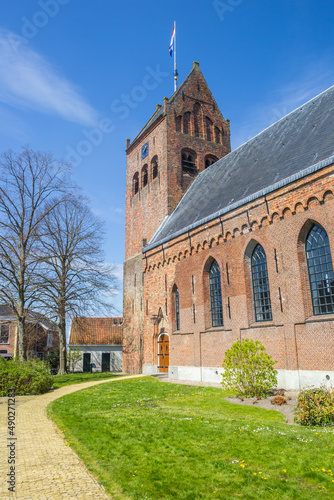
[141,142,149,160]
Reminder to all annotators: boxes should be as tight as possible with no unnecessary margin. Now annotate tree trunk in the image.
[17,318,25,361]
[58,316,67,374]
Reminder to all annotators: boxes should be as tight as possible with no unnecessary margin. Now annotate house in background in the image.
[68,317,123,372]
[0,305,58,360]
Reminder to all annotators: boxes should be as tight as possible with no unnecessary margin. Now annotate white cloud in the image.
[232,60,334,149]
[0,29,99,126]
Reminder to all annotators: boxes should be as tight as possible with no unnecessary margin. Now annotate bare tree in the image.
[0,148,69,360]
[37,196,118,374]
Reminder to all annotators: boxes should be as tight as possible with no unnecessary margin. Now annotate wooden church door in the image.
[158,333,169,373]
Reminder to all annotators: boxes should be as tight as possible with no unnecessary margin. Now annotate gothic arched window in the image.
[205,155,218,169]
[306,224,334,315]
[251,244,272,321]
[209,260,224,327]
[173,286,180,331]
[181,149,197,175]
[133,172,139,195]
[151,156,158,180]
[141,165,148,188]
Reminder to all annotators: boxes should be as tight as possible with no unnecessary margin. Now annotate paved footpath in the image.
[0,374,143,500]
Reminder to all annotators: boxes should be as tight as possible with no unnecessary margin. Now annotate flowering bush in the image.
[221,339,277,397]
[294,386,334,426]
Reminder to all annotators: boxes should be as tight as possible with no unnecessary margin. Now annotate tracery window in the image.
[251,244,272,321]
[176,115,182,132]
[141,165,148,188]
[209,260,224,327]
[133,172,139,195]
[305,224,334,315]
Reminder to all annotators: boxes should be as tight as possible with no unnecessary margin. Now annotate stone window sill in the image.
[305,314,334,323]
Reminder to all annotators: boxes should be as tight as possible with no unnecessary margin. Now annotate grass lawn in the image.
[52,371,123,388]
[48,377,334,499]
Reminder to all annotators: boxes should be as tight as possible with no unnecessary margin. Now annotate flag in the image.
[169,22,175,57]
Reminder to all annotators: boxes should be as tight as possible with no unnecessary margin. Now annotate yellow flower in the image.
[283,469,287,473]
[259,472,262,474]
[254,473,257,475]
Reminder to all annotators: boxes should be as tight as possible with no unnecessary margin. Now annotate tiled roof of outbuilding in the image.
[69,317,123,345]
[147,84,334,250]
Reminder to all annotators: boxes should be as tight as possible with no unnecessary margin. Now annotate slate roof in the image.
[147,85,334,250]
[69,317,123,345]
[0,305,57,331]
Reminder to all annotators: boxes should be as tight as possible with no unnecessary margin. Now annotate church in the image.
[123,61,334,390]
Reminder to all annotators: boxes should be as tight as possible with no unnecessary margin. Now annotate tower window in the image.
[151,156,158,180]
[205,155,218,168]
[182,149,197,175]
[206,117,213,142]
[141,165,148,188]
[251,244,272,322]
[183,112,191,134]
[133,172,139,195]
[306,224,334,315]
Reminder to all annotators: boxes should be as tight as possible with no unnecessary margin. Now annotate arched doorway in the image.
[157,332,169,373]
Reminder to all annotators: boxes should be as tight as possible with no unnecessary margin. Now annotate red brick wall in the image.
[123,63,231,373]
[142,166,334,373]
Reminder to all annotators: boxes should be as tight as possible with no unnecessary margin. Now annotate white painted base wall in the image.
[69,344,122,372]
[143,364,334,390]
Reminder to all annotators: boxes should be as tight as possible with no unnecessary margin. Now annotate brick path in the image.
[0,374,143,500]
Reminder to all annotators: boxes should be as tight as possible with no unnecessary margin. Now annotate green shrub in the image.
[221,338,278,397]
[294,386,334,426]
[0,357,54,396]
[45,348,60,373]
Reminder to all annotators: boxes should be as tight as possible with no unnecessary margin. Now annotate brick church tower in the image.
[123,62,231,373]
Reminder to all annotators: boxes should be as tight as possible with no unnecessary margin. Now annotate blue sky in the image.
[1,0,334,313]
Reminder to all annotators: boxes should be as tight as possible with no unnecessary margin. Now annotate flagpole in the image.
[174,21,178,92]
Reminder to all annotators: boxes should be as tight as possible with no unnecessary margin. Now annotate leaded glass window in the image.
[306,224,334,315]
[209,260,224,327]
[251,244,272,321]
[174,287,180,330]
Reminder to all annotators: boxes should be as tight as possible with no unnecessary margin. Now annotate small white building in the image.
[68,317,123,372]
